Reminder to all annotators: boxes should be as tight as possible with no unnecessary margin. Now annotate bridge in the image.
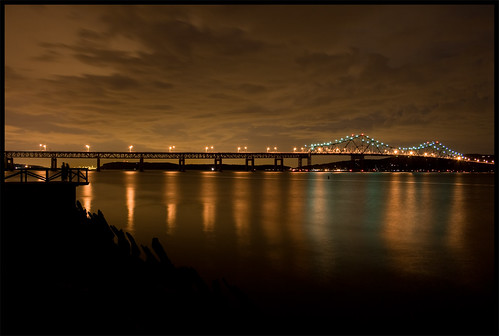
[4,133,493,172]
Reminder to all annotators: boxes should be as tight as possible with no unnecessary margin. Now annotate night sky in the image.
[4,4,495,154]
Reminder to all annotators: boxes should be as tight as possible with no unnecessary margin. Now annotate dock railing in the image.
[3,168,89,184]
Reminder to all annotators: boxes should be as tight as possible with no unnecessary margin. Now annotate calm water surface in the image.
[76,171,495,322]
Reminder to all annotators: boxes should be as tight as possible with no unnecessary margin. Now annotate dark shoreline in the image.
[1,183,259,335]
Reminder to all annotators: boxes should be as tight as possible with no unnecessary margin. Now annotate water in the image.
[76,171,496,331]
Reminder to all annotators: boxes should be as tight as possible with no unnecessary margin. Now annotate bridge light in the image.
[274,147,277,152]
[267,147,270,152]
[129,145,133,152]
[293,147,297,152]
[85,145,90,152]
[205,146,209,152]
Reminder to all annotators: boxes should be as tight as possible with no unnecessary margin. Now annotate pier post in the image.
[96,157,101,172]
[51,157,57,171]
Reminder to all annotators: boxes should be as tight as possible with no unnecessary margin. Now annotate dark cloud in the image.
[237,83,268,94]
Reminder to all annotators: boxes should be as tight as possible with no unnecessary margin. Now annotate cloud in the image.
[4,5,495,154]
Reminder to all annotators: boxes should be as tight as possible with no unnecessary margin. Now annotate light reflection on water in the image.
[76,171,495,315]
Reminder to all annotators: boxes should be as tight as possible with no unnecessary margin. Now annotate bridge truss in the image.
[307,134,466,160]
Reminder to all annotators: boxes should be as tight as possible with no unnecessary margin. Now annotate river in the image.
[76,171,496,333]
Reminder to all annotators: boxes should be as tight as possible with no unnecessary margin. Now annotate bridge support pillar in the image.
[5,157,14,170]
[215,157,222,172]
[274,157,284,171]
[178,156,185,171]
[351,154,365,171]
[51,157,57,171]
[139,156,144,172]
[96,157,101,172]
[307,153,312,167]
[298,157,302,169]
[245,156,255,171]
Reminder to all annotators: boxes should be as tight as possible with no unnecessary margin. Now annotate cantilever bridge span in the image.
[4,133,490,172]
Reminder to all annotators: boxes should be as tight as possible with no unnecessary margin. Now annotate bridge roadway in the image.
[4,150,383,171]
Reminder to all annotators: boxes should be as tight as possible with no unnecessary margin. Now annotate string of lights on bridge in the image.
[306,133,487,162]
[35,133,492,164]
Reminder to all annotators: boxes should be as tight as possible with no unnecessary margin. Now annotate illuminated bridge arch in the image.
[307,134,466,160]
